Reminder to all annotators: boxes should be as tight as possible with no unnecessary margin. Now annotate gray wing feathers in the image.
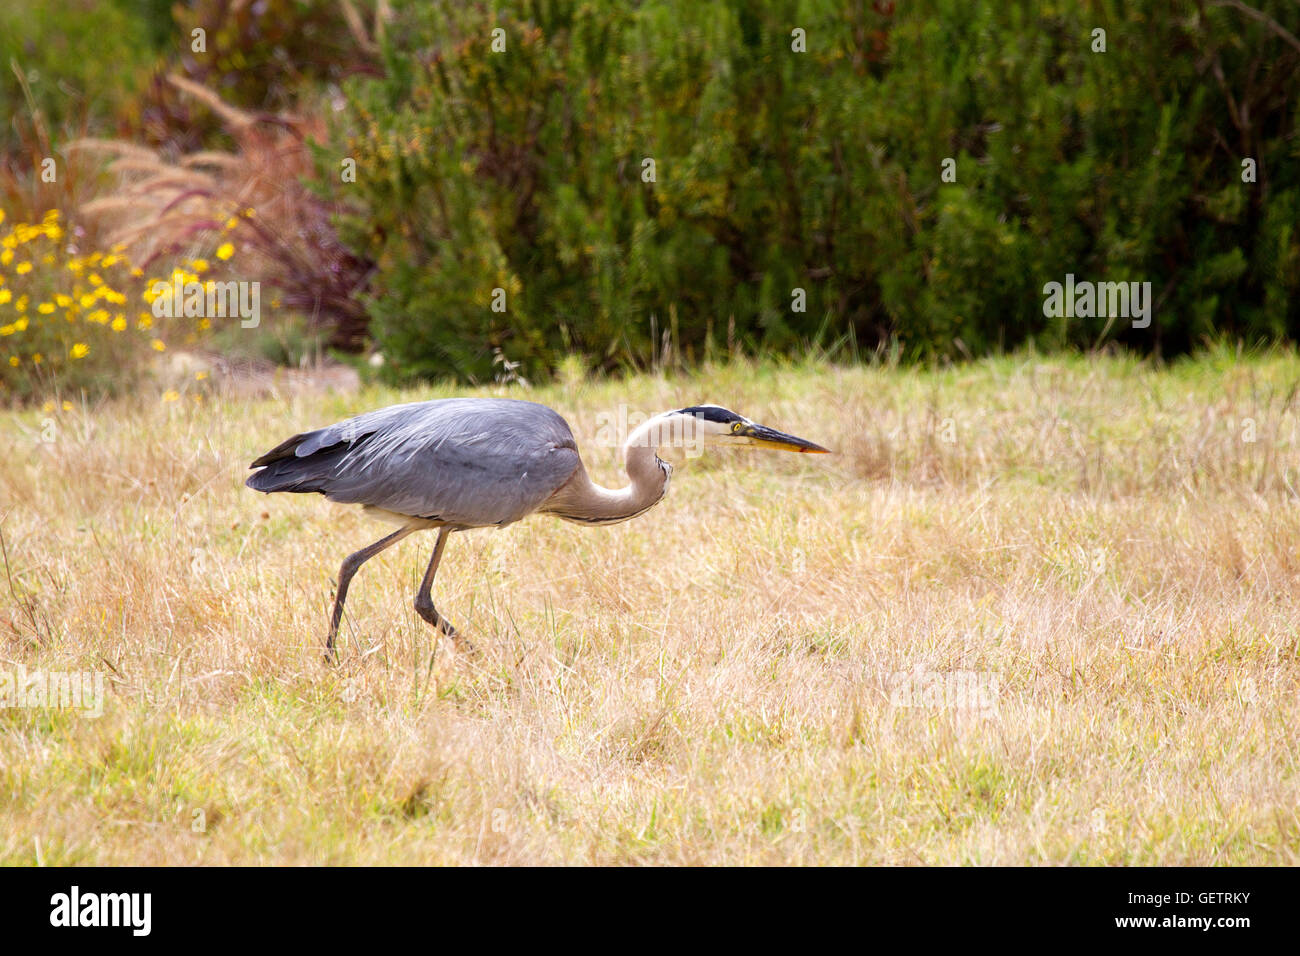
[247,399,581,527]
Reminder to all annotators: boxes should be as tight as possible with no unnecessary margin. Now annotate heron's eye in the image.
[731,421,744,433]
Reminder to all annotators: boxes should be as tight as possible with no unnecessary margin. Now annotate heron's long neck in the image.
[550,415,672,525]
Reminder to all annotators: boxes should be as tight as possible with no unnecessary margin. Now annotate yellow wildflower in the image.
[162,389,179,403]
[151,339,166,351]
[15,261,31,274]
[70,342,89,359]
[216,243,234,261]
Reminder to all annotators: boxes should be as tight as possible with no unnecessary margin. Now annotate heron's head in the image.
[667,404,830,454]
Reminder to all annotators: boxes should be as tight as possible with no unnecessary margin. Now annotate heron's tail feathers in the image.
[245,434,353,494]
[249,432,309,468]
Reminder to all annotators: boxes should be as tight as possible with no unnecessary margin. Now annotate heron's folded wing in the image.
[249,399,581,527]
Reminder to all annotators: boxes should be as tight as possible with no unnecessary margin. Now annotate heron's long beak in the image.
[738,422,830,454]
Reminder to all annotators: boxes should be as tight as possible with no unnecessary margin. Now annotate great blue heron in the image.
[246,399,828,659]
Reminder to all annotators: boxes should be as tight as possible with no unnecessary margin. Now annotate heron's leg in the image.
[414,527,465,644]
[326,526,416,661]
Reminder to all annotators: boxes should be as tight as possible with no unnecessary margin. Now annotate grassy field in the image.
[1,349,1298,864]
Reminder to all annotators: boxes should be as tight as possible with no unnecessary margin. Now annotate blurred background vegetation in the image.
[0,0,1298,398]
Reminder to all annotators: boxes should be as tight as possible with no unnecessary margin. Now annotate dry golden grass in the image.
[1,349,1298,864]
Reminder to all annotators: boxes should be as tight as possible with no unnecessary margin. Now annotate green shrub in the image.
[328,0,1300,382]
[137,0,379,152]
[0,0,159,156]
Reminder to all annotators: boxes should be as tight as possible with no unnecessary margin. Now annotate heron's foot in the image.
[449,629,478,655]
[415,601,461,639]
[434,617,478,654]
[417,605,478,658]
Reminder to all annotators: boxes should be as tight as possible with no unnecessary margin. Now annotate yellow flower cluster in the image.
[0,207,245,400]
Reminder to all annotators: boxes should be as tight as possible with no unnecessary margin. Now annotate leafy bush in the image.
[0,0,160,157]
[331,0,1300,382]
[135,0,382,153]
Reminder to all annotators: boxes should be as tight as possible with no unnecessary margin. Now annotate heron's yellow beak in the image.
[736,422,830,454]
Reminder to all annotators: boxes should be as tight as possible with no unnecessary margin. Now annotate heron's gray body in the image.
[246,396,826,660]
[247,398,583,528]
